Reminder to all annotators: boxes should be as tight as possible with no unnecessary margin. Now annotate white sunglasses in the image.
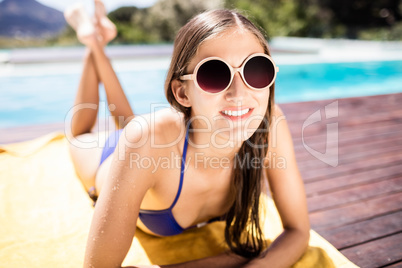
[180,53,279,94]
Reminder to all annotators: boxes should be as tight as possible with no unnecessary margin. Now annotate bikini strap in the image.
[169,125,190,209]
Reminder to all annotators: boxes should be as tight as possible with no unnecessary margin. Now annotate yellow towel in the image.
[0,133,358,267]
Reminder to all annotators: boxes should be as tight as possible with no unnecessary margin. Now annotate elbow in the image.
[297,222,310,247]
[295,226,310,255]
[286,226,310,253]
[295,220,310,251]
[301,229,310,252]
[290,227,310,258]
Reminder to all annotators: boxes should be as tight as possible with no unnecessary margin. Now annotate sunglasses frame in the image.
[179,53,279,95]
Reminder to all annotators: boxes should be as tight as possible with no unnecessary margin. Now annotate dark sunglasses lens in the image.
[244,56,275,89]
[197,60,231,93]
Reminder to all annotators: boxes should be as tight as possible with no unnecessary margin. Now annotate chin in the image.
[212,127,256,148]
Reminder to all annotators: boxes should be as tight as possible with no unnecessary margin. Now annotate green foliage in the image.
[109,6,140,22]
[0,37,48,48]
[226,0,301,37]
[359,22,402,40]
[114,22,159,43]
[104,0,223,43]
[46,26,79,46]
[225,0,336,38]
[0,26,78,48]
[224,0,402,40]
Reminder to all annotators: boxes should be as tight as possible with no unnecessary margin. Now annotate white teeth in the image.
[222,108,250,117]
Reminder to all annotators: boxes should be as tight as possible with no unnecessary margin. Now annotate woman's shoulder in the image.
[123,107,185,153]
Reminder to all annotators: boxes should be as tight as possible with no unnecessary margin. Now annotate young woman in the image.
[65,2,310,267]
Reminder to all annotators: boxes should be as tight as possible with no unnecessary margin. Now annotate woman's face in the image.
[184,28,270,148]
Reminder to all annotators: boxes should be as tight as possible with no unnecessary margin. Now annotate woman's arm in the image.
[156,252,249,268]
[245,105,310,268]
[84,120,156,268]
[122,253,246,268]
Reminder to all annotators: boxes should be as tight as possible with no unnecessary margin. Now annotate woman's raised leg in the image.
[64,5,105,192]
[65,1,133,134]
[64,4,101,137]
[90,0,134,128]
[71,50,101,136]
[64,1,133,194]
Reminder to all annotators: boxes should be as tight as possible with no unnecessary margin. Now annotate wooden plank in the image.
[300,152,402,182]
[277,94,402,135]
[295,130,402,159]
[298,152,402,178]
[299,121,402,142]
[285,108,402,133]
[295,135,402,168]
[318,211,402,249]
[304,165,402,196]
[294,135,402,164]
[284,105,402,131]
[307,177,402,212]
[280,93,402,116]
[290,125,402,169]
[309,192,402,230]
[293,126,402,155]
[296,124,402,148]
[288,123,402,147]
[307,154,402,177]
[294,137,402,170]
[382,261,402,267]
[340,232,402,268]
[287,118,402,143]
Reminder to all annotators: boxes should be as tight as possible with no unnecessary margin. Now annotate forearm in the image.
[244,228,310,268]
[121,250,249,268]
[124,229,308,268]
[123,229,308,268]
[159,251,249,268]
[122,252,248,268]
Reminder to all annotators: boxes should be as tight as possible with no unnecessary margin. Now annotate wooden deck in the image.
[1,93,401,267]
[280,93,402,268]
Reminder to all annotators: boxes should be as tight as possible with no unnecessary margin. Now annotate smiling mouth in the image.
[220,108,253,119]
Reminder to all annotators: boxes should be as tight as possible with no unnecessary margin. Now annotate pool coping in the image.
[1,37,402,65]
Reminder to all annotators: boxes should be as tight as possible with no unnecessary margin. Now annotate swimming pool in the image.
[0,59,401,128]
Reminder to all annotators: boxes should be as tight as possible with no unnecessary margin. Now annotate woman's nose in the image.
[225,72,247,102]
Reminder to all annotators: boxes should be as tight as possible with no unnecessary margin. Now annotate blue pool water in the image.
[0,60,401,128]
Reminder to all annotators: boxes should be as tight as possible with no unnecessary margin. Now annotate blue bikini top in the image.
[138,126,223,236]
[99,127,223,236]
[137,126,190,236]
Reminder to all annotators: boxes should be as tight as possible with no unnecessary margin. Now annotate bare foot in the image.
[64,3,97,46]
[94,0,117,45]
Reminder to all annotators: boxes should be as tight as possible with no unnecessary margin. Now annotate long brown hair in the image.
[165,9,275,258]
